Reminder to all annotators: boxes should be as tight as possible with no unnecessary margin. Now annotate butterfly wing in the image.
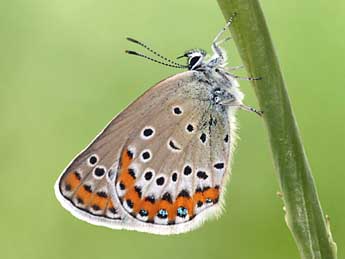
[115,105,234,234]
[55,70,237,234]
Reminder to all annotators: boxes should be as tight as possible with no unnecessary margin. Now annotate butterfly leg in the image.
[213,13,237,44]
[227,65,244,71]
[211,13,237,62]
[225,71,262,81]
[239,104,263,117]
[215,36,232,46]
[221,100,263,117]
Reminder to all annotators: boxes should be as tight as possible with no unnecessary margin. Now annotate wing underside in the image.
[55,71,237,234]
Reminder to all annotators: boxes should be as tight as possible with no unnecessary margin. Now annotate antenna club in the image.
[125,50,137,55]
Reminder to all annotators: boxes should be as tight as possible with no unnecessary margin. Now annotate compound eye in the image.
[188,56,202,70]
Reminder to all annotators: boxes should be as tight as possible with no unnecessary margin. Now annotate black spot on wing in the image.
[74,172,81,180]
[141,151,151,160]
[156,177,165,186]
[172,172,178,182]
[200,133,206,143]
[169,140,181,150]
[162,192,172,203]
[127,149,134,159]
[134,186,142,198]
[128,168,136,179]
[89,155,98,165]
[119,181,126,190]
[144,171,153,181]
[94,167,105,177]
[96,191,107,198]
[186,124,194,132]
[126,199,134,208]
[143,128,154,137]
[65,184,71,191]
[173,107,182,115]
[178,189,190,198]
[197,171,208,180]
[145,195,155,204]
[84,185,92,193]
[92,204,101,211]
[183,165,192,176]
[214,163,224,169]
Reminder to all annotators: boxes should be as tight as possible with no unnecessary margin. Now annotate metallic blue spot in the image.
[139,209,148,217]
[177,207,188,218]
[157,209,168,219]
[205,198,213,204]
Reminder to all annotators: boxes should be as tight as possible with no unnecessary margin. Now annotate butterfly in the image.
[54,13,262,235]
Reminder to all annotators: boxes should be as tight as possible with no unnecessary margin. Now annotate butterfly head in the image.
[177,49,207,71]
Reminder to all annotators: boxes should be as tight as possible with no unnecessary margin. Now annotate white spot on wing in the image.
[175,215,190,224]
[154,216,168,225]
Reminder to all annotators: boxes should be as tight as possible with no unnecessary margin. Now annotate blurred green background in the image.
[1,0,344,258]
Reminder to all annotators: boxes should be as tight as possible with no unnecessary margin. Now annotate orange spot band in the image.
[65,172,81,191]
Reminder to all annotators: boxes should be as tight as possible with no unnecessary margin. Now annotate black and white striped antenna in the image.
[125,37,187,69]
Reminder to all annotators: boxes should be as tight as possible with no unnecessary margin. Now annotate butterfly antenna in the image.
[125,50,187,69]
[126,37,186,67]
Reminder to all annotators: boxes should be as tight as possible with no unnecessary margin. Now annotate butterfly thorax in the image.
[189,68,244,112]
[179,47,244,111]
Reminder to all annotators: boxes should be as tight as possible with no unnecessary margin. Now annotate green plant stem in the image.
[216,0,337,258]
